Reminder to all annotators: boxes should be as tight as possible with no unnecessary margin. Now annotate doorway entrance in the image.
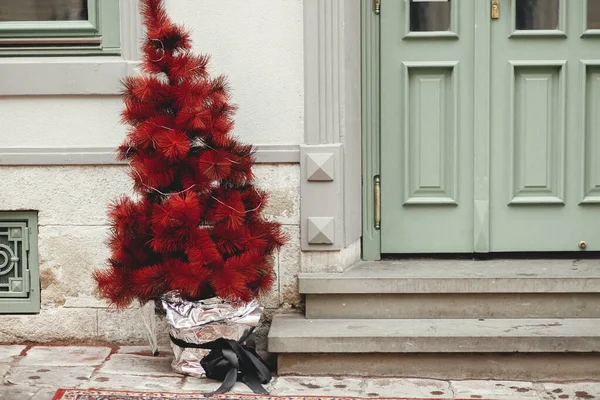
[380,0,600,254]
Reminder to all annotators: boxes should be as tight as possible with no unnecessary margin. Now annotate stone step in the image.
[305,293,600,319]
[275,352,600,381]
[300,259,600,319]
[268,314,600,354]
[268,314,600,379]
[300,259,600,294]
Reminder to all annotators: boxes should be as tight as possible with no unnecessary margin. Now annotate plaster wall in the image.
[164,0,305,146]
[0,0,304,147]
[1,96,126,148]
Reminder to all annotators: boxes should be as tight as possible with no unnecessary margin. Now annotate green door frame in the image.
[362,1,492,260]
[361,0,381,261]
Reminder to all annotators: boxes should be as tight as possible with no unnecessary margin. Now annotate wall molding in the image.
[0,58,138,96]
[304,0,344,145]
[0,145,300,165]
[302,0,362,253]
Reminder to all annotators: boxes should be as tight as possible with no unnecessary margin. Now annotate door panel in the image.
[380,0,474,253]
[379,0,599,254]
[489,0,600,251]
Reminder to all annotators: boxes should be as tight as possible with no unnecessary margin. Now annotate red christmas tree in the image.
[94,0,286,308]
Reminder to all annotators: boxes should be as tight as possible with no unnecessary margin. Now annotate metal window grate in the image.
[0,222,29,298]
[0,212,40,314]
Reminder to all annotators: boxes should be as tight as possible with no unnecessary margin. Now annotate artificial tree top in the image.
[94,0,285,308]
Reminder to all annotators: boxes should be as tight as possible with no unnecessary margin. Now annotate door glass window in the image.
[515,0,559,30]
[410,0,451,32]
[0,0,88,22]
[588,0,600,29]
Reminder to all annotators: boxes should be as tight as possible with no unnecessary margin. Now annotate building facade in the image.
[0,0,305,342]
[1,0,599,380]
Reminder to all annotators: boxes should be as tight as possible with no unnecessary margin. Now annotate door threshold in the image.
[382,251,600,261]
[299,258,600,294]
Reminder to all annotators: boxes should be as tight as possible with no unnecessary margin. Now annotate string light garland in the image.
[128,152,264,214]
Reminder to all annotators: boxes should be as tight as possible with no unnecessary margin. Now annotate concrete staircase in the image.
[268,259,600,380]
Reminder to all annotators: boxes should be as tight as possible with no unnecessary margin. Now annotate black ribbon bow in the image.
[170,328,272,396]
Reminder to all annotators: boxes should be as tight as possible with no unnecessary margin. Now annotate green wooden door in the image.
[489,0,600,251]
[380,0,476,253]
[380,0,600,254]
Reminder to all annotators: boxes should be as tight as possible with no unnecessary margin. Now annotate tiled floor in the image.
[0,345,599,399]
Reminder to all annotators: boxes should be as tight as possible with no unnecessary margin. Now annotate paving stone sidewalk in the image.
[0,345,599,399]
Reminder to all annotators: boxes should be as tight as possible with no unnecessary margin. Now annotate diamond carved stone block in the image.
[307,217,335,245]
[306,153,335,181]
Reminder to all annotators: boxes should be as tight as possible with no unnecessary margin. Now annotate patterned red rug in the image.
[52,388,462,400]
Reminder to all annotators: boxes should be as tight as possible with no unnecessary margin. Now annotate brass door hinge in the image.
[374,0,380,15]
[374,175,381,230]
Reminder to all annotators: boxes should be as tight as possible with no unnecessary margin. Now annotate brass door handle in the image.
[491,0,500,19]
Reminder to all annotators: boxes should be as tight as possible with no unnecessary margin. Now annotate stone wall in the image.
[0,164,300,347]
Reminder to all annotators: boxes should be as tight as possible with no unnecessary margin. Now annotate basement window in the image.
[0,211,40,314]
[0,0,120,57]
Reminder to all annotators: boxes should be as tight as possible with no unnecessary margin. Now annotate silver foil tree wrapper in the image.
[160,291,263,378]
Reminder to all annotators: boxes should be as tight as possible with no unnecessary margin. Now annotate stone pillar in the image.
[300,0,362,271]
